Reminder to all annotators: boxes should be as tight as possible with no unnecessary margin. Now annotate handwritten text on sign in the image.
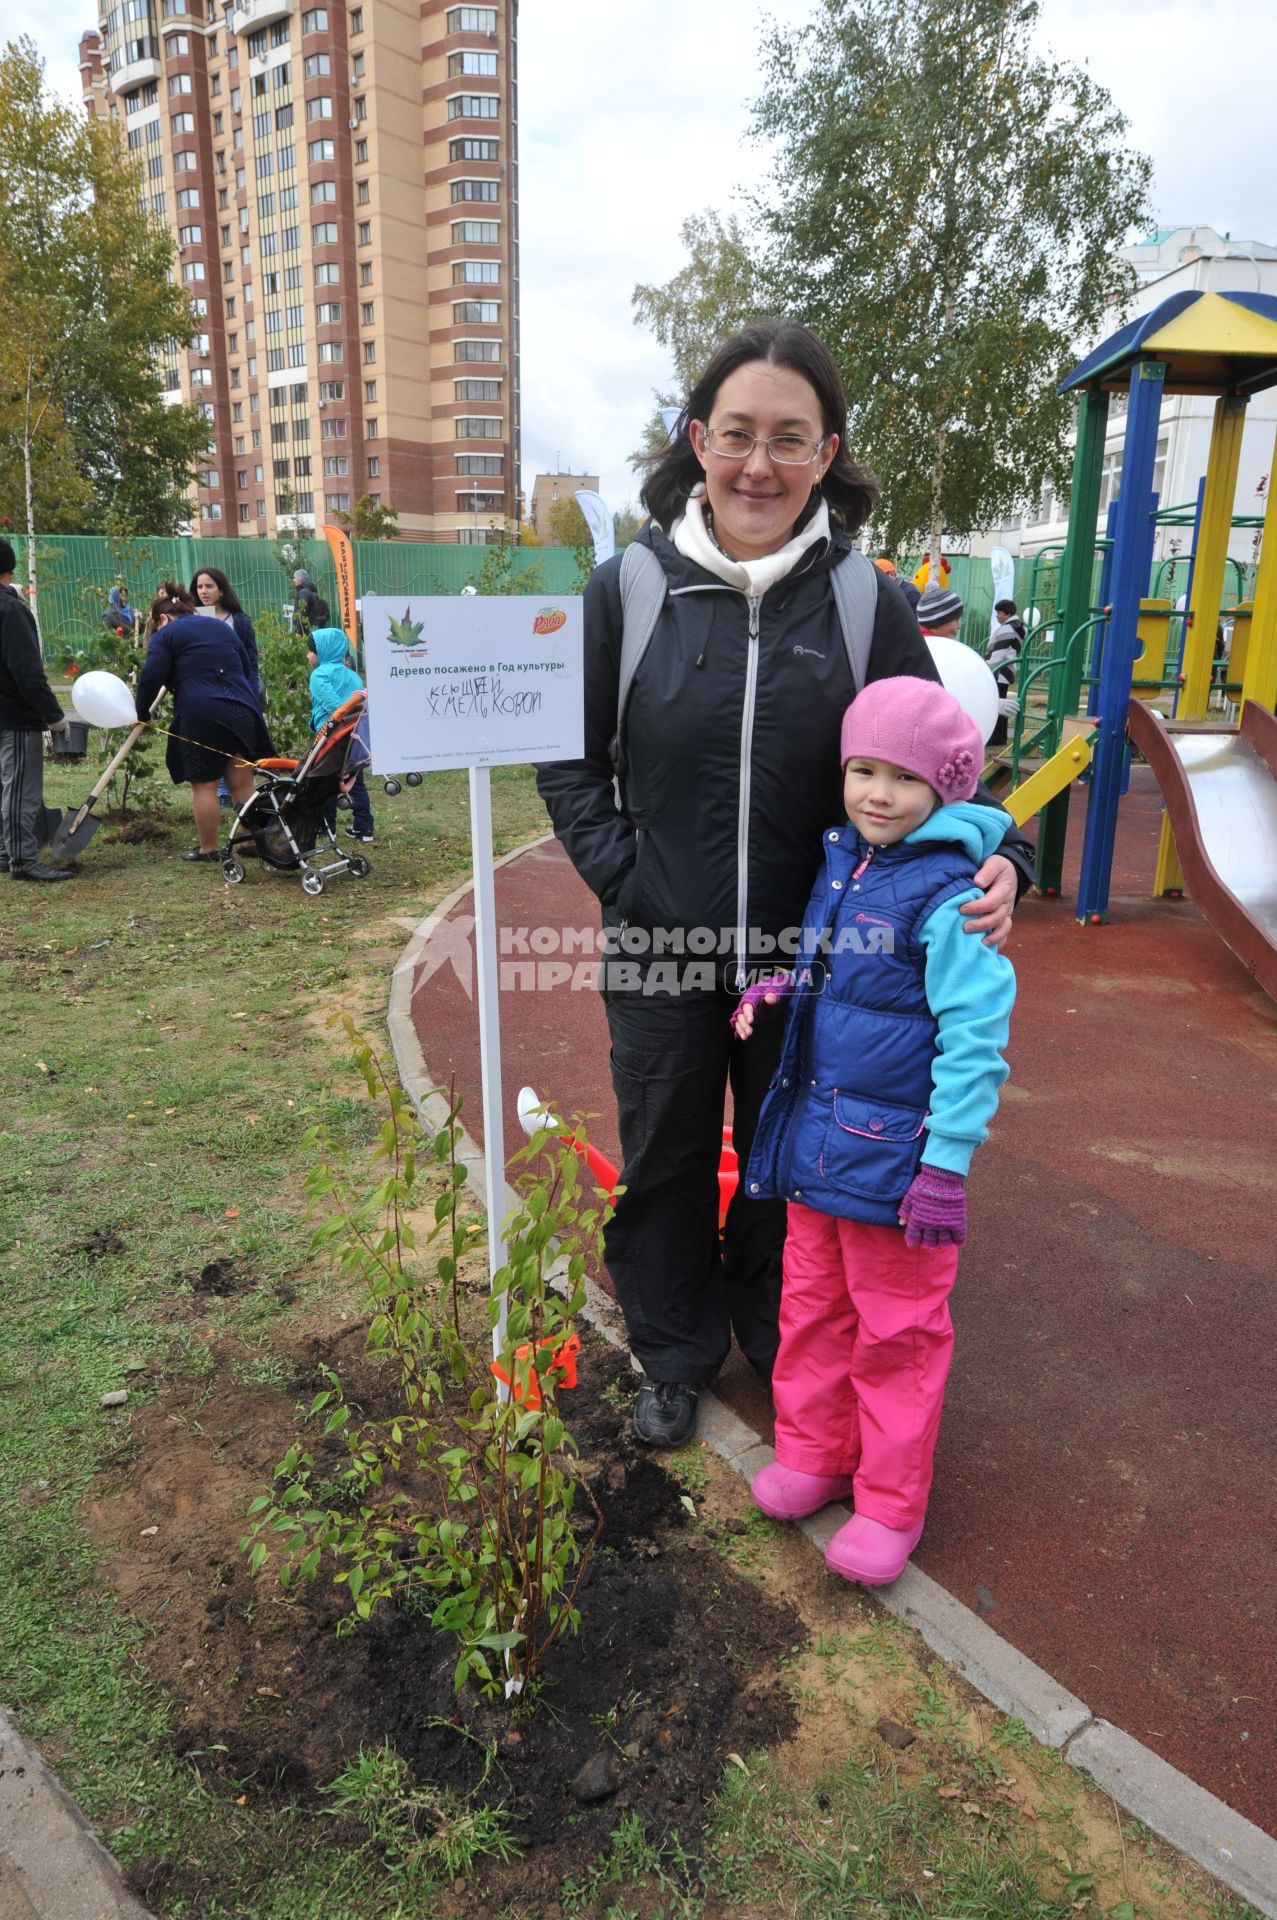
[361,594,584,772]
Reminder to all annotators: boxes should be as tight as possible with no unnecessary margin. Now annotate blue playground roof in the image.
[1061,290,1277,398]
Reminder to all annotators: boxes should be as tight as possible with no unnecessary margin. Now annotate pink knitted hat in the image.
[839,675,982,803]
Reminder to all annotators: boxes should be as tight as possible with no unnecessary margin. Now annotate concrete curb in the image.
[387,850,1277,1920]
[0,1709,152,1920]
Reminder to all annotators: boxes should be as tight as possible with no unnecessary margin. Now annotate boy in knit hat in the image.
[916,582,964,637]
[733,676,1015,1586]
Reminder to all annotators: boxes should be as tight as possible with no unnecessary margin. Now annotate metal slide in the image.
[1127,696,1277,1001]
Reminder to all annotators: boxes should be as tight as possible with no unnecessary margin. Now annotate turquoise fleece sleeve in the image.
[917,891,1016,1176]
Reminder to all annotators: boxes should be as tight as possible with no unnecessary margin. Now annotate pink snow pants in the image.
[772,1201,959,1529]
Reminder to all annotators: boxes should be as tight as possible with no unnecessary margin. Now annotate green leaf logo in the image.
[387,607,425,650]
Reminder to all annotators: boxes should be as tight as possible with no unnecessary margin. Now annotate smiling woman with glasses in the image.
[535,317,1034,1451]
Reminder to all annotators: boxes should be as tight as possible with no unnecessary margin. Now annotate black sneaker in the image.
[11,862,73,882]
[633,1379,699,1448]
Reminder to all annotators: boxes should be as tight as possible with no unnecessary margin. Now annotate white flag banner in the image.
[659,406,684,443]
[574,488,615,568]
[989,546,1016,631]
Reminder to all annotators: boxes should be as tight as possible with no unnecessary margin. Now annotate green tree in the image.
[612,505,644,550]
[546,494,590,550]
[0,38,209,605]
[630,209,760,468]
[336,493,400,540]
[746,0,1151,553]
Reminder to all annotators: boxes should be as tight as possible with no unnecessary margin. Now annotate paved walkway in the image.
[404,769,1277,1846]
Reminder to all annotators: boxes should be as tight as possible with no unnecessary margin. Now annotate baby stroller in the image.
[221,692,373,895]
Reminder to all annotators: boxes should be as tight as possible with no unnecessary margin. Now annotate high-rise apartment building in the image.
[80,1,520,543]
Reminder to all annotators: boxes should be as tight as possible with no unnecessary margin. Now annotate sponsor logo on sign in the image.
[532,606,567,635]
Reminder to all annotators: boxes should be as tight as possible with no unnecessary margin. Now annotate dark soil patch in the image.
[103,812,171,843]
[86,1325,802,1913]
[71,1227,127,1262]
[173,1255,253,1301]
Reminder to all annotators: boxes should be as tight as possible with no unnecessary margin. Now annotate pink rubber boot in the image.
[825,1512,925,1586]
[752,1462,858,1521]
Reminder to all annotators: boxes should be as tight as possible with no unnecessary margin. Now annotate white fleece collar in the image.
[671,483,831,597]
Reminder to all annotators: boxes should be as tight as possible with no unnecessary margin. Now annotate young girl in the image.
[734,676,1015,1587]
[308,626,375,843]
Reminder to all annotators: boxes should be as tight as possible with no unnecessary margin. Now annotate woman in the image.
[536,319,1033,1448]
[136,584,273,863]
[190,565,261,692]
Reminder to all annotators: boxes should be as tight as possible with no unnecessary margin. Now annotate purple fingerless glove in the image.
[899,1166,967,1248]
[729,970,794,1033]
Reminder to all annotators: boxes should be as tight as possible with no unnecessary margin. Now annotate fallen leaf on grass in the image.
[725,1753,750,1774]
[139,1526,159,1537]
[256,1686,282,1699]
[235,1795,247,1806]
[36,1061,49,1074]
[962,1801,990,1818]
[225,1208,240,1218]
[937,1784,961,1799]
[229,1012,248,1021]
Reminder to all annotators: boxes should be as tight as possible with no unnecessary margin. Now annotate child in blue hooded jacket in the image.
[308,626,374,841]
[734,675,1015,1588]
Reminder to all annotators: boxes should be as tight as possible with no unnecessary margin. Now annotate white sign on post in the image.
[361,594,583,772]
[362,594,584,1379]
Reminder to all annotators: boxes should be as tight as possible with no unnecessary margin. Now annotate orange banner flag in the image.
[322,522,358,654]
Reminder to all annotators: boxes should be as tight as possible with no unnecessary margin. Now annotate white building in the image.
[982,227,1277,570]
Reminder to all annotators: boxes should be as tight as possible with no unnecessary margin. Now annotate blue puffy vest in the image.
[745,825,978,1226]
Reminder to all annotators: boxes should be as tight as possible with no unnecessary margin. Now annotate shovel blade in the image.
[49,806,101,860]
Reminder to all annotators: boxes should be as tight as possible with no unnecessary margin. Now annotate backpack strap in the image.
[611,541,668,777]
[830,548,878,695]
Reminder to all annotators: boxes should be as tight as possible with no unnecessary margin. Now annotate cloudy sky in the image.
[10,0,1276,515]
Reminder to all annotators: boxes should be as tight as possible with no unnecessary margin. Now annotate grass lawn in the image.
[0,754,1262,1920]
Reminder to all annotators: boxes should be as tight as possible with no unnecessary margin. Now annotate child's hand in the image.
[729,972,792,1039]
[899,1166,967,1248]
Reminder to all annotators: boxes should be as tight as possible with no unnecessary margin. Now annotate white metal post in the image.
[468,764,510,1364]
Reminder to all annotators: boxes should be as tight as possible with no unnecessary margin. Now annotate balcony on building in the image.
[227,0,294,36]
[114,53,162,91]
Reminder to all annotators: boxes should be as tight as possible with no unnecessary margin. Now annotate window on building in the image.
[168,72,193,95]
[286,302,305,329]
[449,137,498,163]
[325,492,351,512]
[363,379,377,401]
[165,31,190,53]
[1098,449,1123,516]
[354,138,368,163]
[350,6,363,29]
[178,223,202,244]
[455,377,500,400]
[287,342,307,367]
[312,221,338,244]
[352,52,365,77]
[356,179,369,205]
[447,94,499,119]
[171,111,195,134]
[176,186,200,208]
[308,137,335,162]
[452,219,499,244]
[453,299,499,323]
[367,456,380,477]
[322,455,348,475]
[448,51,497,77]
[447,6,498,29]
[311,180,337,203]
[270,18,290,46]
[457,528,499,545]
[315,262,341,284]
[364,418,377,437]
[174,149,197,172]
[181,260,206,281]
[456,453,503,475]
[303,52,330,77]
[352,95,366,121]
[452,178,499,202]
[360,261,373,284]
[306,96,333,119]
[275,103,293,129]
[455,416,502,438]
[453,260,499,284]
[357,221,371,244]
[316,301,341,324]
[455,337,500,362]
[274,60,292,88]
[456,491,503,512]
[319,380,344,400]
[239,503,252,522]
[301,6,328,28]
[294,455,312,476]
[319,341,343,361]
[321,418,348,438]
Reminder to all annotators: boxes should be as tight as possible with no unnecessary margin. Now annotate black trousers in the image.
[601,974,788,1386]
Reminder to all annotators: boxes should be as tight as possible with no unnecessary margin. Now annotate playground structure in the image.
[997,290,1277,998]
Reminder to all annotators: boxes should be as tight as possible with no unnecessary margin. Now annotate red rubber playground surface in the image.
[408,767,1277,1834]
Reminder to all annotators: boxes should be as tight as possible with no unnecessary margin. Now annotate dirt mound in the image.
[85,1324,802,1905]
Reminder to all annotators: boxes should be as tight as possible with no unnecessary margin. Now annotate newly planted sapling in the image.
[241,1022,605,1702]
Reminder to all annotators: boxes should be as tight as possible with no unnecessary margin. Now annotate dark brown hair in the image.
[189,564,245,616]
[639,318,878,534]
[146,582,197,636]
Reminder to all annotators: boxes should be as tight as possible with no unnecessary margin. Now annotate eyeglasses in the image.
[702,426,827,466]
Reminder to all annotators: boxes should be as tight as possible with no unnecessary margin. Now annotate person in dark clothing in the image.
[292,568,324,636]
[986,611,1024,748]
[535,319,1033,1449]
[135,583,274,862]
[0,537,74,882]
[191,566,262,691]
[104,585,139,639]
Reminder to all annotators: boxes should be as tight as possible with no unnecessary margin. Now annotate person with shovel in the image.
[0,537,75,883]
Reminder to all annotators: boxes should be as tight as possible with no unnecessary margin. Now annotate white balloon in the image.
[924,635,1000,745]
[72,670,139,729]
